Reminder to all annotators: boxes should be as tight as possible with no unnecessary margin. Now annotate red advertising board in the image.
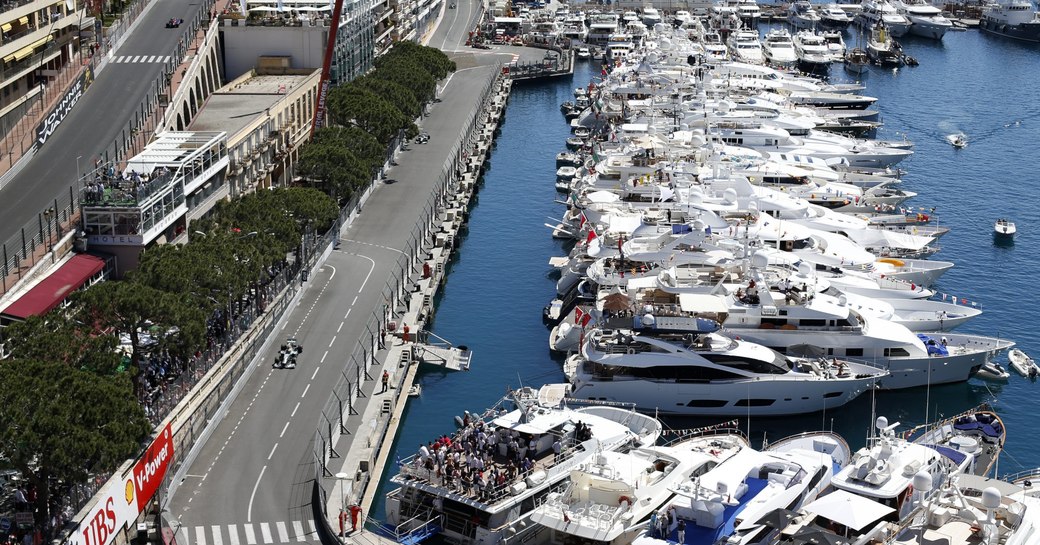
[132,423,174,509]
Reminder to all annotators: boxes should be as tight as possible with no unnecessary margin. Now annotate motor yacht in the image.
[822,30,847,57]
[794,30,836,71]
[867,22,905,67]
[788,0,823,29]
[726,30,765,64]
[762,28,799,67]
[979,0,1040,41]
[819,3,854,28]
[892,0,954,39]
[565,328,887,416]
[856,0,913,37]
[641,6,663,27]
[529,429,746,544]
[606,33,636,63]
[384,385,663,545]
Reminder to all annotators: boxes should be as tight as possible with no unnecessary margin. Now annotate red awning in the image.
[1,254,105,320]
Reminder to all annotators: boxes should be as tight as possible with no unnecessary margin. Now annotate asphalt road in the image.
[0,0,207,245]
[165,8,506,543]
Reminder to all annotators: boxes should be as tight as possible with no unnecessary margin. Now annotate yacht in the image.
[793,29,836,70]
[384,385,663,545]
[822,29,847,57]
[565,328,887,416]
[702,30,730,62]
[893,0,954,39]
[819,3,854,28]
[788,0,823,29]
[772,416,967,544]
[762,28,799,67]
[529,430,747,544]
[641,6,663,27]
[979,0,1040,41]
[867,22,905,66]
[726,30,765,64]
[733,0,763,26]
[587,12,620,45]
[856,0,913,37]
[606,33,636,63]
[906,407,1006,477]
[644,432,846,545]
[672,10,694,27]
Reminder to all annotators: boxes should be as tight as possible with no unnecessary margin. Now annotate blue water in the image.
[372,32,1040,520]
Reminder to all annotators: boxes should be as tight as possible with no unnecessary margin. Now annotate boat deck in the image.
[668,477,770,544]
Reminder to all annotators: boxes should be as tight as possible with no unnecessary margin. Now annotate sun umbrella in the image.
[602,292,632,312]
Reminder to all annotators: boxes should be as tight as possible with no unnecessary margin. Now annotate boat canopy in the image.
[802,489,894,531]
[678,293,729,314]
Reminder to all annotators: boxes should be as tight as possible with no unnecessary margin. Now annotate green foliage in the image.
[327,84,417,144]
[381,41,456,79]
[296,138,372,198]
[371,56,438,105]
[355,76,422,120]
[0,358,150,523]
[2,314,123,375]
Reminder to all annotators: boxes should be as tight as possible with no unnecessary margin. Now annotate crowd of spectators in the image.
[405,414,583,503]
[81,165,175,206]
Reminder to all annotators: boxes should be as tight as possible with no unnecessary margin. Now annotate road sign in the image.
[0,517,12,532]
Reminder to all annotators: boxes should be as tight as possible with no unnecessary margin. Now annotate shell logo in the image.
[125,479,135,507]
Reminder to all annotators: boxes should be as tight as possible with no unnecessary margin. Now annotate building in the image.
[0,0,90,135]
[188,67,320,198]
[0,252,110,326]
[79,131,229,274]
[219,0,376,85]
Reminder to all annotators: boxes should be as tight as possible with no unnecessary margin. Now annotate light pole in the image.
[76,154,83,182]
[334,472,351,537]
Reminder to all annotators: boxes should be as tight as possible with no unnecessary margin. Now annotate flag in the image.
[586,229,598,244]
[579,212,587,229]
[574,307,584,325]
[617,237,624,261]
[581,313,592,328]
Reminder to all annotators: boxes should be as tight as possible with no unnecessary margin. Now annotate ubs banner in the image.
[35,65,95,149]
[66,423,174,545]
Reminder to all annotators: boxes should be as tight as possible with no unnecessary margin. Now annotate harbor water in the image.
[373,29,1040,520]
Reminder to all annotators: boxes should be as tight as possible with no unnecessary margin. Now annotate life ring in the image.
[618,495,631,506]
[627,348,636,355]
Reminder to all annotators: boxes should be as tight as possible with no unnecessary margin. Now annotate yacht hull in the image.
[979,18,1040,41]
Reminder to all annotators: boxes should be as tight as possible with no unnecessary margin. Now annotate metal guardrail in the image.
[309,65,506,543]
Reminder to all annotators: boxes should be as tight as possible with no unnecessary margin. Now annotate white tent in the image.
[802,490,895,531]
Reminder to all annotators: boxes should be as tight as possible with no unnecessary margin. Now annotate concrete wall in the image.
[220,24,325,82]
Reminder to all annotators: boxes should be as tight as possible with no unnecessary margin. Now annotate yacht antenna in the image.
[924,359,931,425]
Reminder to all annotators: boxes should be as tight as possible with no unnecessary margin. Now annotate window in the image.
[823,392,842,398]
[686,399,728,408]
[799,319,826,327]
[845,348,863,357]
[884,347,910,357]
[734,398,775,407]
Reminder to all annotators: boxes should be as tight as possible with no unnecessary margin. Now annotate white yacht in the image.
[819,3,854,28]
[641,6,663,27]
[893,0,953,39]
[606,33,636,63]
[732,0,762,26]
[822,29,847,57]
[793,29,836,69]
[565,328,887,416]
[702,30,730,62]
[867,22,905,66]
[856,0,914,37]
[588,12,620,45]
[979,0,1040,42]
[762,28,799,67]
[727,30,765,64]
[529,430,746,544]
[788,0,823,29]
[384,385,663,545]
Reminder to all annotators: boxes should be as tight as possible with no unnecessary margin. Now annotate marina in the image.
[360,4,1040,544]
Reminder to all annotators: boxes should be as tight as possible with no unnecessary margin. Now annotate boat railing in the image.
[1001,467,1040,484]
[366,509,441,543]
[661,419,748,446]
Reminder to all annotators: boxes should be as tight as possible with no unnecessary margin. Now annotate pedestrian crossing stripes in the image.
[177,521,319,545]
[111,55,172,64]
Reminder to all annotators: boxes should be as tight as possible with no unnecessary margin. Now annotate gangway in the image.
[409,330,472,371]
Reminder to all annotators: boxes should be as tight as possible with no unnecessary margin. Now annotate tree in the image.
[2,314,123,375]
[381,41,456,79]
[355,77,422,120]
[327,84,417,144]
[295,139,372,198]
[0,358,150,527]
[75,281,206,391]
[371,56,438,105]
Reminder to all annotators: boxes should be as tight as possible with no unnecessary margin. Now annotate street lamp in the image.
[334,472,351,537]
[77,154,83,182]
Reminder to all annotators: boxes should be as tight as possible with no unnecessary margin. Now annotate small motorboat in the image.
[976,362,1010,381]
[1009,348,1038,378]
[577,46,591,59]
[408,384,422,397]
[565,136,585,150]
[994,218,1016,238]
[947,133,967,148]
[573,126,591,138]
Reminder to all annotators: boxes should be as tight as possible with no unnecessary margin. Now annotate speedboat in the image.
[1009,348,1039,377]
[565,328,887,416]
[976,362,1011,381]
[576,46,591,59]
[383,385,663,545]
[994,218,1016,238]
[529,429,747,543]
[948,133,967,148]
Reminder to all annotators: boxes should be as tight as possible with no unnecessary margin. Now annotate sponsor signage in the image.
[65,423,175,545]
[35,65,94,149]
[132,423,173,509]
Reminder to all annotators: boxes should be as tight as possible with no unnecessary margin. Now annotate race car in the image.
[166,18,183,28]
[274,337,303,369]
